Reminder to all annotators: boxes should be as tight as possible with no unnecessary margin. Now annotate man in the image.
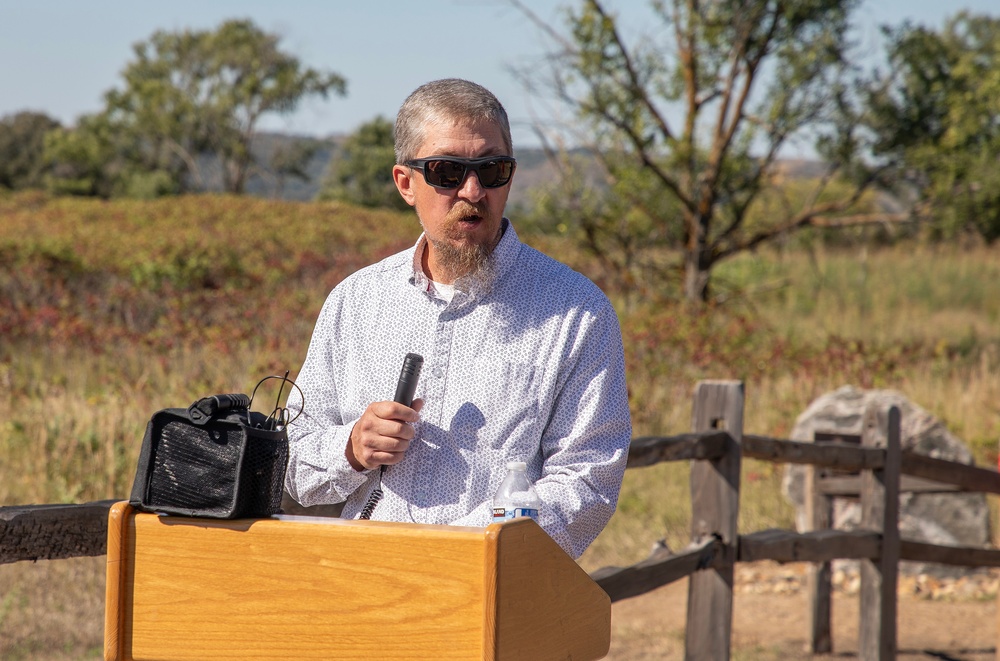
[284,78,630,559]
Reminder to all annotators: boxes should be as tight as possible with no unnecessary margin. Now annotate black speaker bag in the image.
[128,395,288,519]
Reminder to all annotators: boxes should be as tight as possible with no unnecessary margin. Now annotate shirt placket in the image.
[413,306,456,506]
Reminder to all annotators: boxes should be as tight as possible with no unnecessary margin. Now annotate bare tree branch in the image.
[589,0,676,143]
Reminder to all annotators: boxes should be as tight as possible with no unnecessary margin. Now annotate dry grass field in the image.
[2,191,1000,658]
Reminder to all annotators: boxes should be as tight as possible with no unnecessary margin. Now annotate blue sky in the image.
[2,1,997,149]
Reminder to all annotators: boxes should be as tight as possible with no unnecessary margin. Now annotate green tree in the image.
[0,111,61,190]
[45,111,175,198]
[514,0,898,304]
[521,145,683,293]
[316,116,409,210]
[46,19,347,197]
[860,12,1000,243]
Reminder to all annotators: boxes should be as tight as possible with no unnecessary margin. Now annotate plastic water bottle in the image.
[492,461,541,523]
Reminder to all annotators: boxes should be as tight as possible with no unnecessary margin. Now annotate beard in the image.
[429,239,493,283]
[422,201,503,287]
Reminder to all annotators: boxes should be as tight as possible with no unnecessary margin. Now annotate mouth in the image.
[448,211,485,233]
[442,203,491,240]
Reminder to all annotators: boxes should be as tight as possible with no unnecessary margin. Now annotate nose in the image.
[456,169,487,203]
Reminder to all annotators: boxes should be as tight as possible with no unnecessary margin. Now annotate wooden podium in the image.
[104,502,611,660]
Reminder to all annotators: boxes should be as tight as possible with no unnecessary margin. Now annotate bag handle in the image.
[187,393,250,425]
[249,372,303,431]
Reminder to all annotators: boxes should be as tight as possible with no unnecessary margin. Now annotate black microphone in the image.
[393,353,423,407]
[358,352,423,520]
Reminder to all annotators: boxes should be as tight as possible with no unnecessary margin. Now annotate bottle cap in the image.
[507,461,527,471]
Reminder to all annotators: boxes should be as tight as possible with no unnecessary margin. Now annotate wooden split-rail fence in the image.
[3,379,1000,660]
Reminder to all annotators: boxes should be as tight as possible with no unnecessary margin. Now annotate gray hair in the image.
[394,78,513,164]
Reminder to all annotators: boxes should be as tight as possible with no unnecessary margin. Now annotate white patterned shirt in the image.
[284,220,631,558]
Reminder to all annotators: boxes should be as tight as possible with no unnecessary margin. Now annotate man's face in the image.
[393,118,513,284]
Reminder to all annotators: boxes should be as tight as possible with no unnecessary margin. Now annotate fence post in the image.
[685,380,744,661]
[805,460,833,653]
[859,405,901,660]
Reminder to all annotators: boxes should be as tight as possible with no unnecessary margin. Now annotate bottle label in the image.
[492,507,538,523]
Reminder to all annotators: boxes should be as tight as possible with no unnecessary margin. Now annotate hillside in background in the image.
[237,132,334,201]
[240,132,837,210]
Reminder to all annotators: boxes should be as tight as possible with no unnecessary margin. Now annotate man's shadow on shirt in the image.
[405,401,487,509]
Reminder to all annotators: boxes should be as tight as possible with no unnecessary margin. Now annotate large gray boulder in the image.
[781,385,991,576]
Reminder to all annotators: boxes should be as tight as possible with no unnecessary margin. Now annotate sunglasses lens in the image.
[424,160,467,188]
[477,160,514,187]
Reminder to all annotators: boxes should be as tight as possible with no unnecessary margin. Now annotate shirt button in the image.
[432,366,444,378]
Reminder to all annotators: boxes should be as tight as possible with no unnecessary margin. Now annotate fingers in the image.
[346,401,421,471]
[373,400,421,423]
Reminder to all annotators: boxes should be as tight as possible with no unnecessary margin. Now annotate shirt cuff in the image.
[326,420,373,499]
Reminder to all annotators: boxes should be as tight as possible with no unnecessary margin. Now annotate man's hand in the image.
[346,399,424,471]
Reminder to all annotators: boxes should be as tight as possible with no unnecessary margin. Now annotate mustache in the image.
[447,201,490,222]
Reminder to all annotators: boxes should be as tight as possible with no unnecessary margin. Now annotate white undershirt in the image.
[429,280,456,303]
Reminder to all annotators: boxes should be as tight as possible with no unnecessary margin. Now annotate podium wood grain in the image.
[104,502,610,660]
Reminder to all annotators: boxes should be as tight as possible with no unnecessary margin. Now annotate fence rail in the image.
[0,499,116,564]
[3,379,1000,660]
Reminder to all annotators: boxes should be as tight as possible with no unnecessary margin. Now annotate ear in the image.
[393,164,417,207]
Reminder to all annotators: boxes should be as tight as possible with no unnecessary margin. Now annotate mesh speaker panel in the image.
[147,420,242,515]
[238,427,287,516]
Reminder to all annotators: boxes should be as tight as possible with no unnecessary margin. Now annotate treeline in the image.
[1,20,345,199]
[3,2,1000,304]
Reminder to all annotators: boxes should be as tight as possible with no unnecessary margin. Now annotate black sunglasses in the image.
[404,156,516,189]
